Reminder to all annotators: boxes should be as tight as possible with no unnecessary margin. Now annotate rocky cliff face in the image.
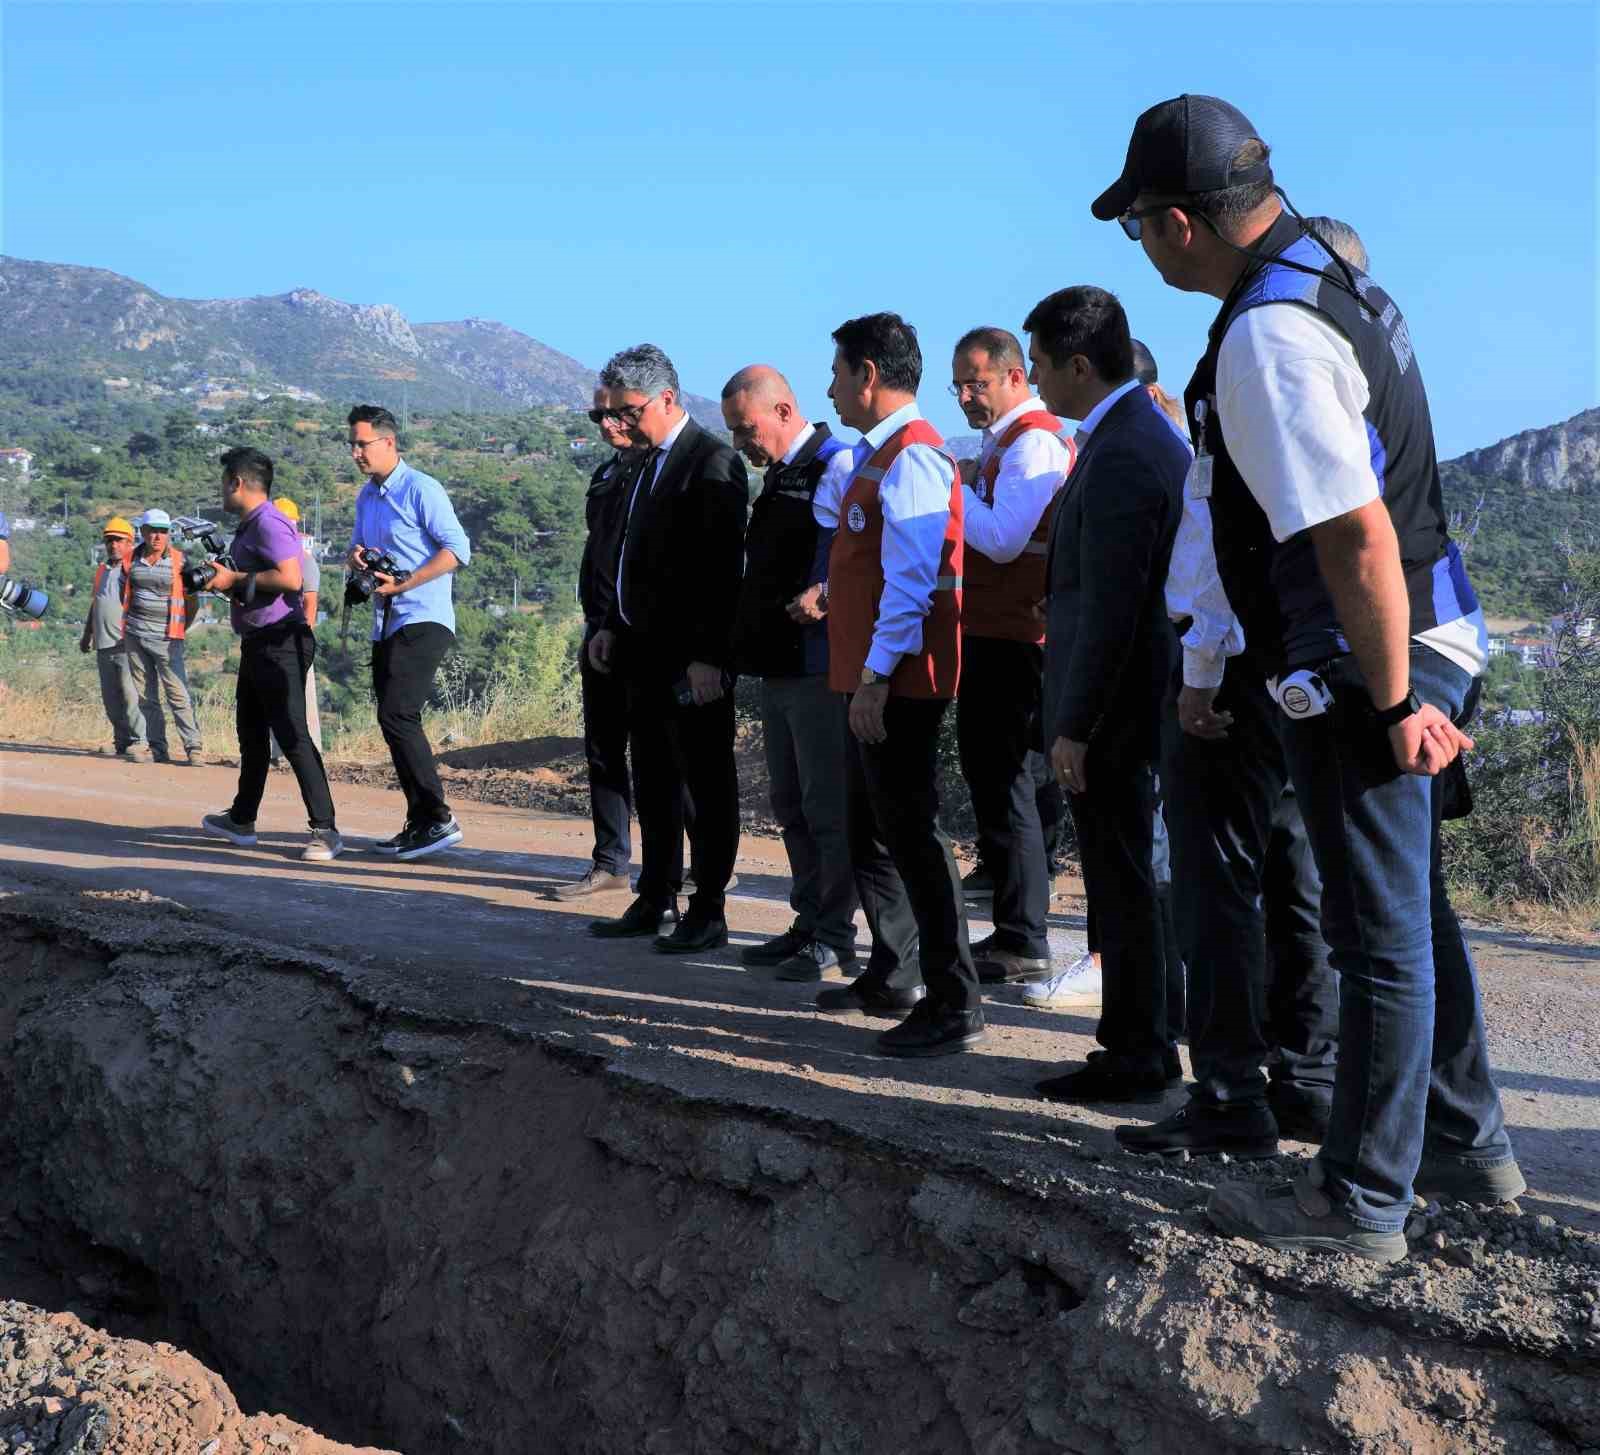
[1449,406,1600,492]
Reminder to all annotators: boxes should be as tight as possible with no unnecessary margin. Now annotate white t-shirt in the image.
[1216,304,1486,677]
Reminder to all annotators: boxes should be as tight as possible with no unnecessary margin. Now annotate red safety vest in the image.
[121,546,188,640]
[963,412,1075,643]
[827,418,963,699]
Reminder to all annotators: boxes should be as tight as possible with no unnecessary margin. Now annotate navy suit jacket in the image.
[1043,386,1188,761]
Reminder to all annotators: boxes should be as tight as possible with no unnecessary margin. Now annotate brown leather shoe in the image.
[552,866,632,901]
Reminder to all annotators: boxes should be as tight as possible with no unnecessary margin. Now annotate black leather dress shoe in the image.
[815,979,926,1016]
[653,915,729,954]
[1037,1061,1168,1105]
[740,923,811,966]
[877,1001,985,1057]
[1266,1083,1333,1143]
[775,941,856,982]
[589,896,676,939]
[1089,1044,1184,1090]
[1115,1099,1280,1158]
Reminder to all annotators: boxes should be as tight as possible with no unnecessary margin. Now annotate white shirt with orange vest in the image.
[813,401,955,678]
[962,395,1073,564]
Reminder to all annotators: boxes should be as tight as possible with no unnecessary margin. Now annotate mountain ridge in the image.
[0,256,722,426]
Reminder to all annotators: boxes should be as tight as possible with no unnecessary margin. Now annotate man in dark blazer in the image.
[1027,286,1188,1103]
[586,344,749,952]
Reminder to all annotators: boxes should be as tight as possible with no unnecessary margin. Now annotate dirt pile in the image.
[0,1299,397,1455]
[1,889,1598,1454]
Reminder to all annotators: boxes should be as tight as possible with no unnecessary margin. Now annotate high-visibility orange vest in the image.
[122,546,188,640]
[827,418,963,699]
[963,412,1075,643]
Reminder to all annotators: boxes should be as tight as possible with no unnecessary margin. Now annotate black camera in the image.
[173,516,235,592]
[344,547,411,604]
[0,574,48,619]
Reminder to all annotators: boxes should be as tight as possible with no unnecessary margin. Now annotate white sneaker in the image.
[1022,951,1103,1008]
[301,827,345,862]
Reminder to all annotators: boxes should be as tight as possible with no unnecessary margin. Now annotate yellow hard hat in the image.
[104,517,135,538]
[276,496,301,522]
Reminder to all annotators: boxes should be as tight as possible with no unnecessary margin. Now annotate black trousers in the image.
[626,663,740,918]
[229,621,336,829]
[1067,748,1165,1071]
[856,696,978,1012]
[580,635,635,874]
[957,637,1050,957]
[372,622,453,827]
[1161,651,1338,1105]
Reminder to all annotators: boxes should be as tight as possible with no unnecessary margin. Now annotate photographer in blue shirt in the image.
[346,404,473,861]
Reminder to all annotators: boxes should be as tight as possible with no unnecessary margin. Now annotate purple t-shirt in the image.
[228,501,305,635]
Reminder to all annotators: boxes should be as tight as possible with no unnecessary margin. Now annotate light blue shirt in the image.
[1074,377,1144,438]
[846,401,956,677]
[350,459,472,640]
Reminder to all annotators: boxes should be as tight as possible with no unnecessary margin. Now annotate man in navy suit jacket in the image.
[1028,286,1189,1104]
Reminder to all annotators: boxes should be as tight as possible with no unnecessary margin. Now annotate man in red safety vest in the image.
[949,326,1076,988]
[814,311,982,1058]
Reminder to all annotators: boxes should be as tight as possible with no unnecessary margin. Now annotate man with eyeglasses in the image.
[1094,94,1516,1260]
[347,403,473,861]
[585,344,748,953]
[947,327,1074,990]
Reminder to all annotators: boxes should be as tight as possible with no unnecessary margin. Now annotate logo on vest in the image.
[846,503,867,533]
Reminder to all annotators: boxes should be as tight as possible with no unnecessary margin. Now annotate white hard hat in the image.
[140,508,173,530]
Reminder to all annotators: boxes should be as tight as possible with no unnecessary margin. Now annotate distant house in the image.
[1508,635,1554,668]
[0,448,35,479]
[1486,637,1506,658]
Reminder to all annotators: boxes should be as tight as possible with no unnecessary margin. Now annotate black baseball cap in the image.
[1091,95,1269,221]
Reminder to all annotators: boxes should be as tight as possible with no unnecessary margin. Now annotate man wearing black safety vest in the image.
[1094,94,1520,1261]
[948,327,1074,986]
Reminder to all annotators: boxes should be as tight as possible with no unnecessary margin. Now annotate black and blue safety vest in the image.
[732,424,848,678]
[1185,210,1477,673]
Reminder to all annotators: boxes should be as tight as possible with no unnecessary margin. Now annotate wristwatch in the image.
[1373,688,1422,727]
[860,667,883,687]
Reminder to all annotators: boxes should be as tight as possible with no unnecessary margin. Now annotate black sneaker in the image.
[372,822,415,855]
[395,817,464,861]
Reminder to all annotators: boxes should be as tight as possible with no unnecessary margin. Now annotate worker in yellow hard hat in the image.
[79,515,159,758]
[268,495,325,762]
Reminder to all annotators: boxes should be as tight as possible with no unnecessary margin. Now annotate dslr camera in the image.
[173,516,236,593]
[345,547,411,604]
[0,575,48,619]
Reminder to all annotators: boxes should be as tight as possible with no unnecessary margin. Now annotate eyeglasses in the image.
[588,401,651,426]
[947,380,994,399]
[1118,202,1174,241]
[348,436,394,453]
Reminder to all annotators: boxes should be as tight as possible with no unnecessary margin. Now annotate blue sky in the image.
[2,1,1594,455]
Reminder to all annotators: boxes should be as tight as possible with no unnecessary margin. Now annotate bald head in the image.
[721,363,808,466]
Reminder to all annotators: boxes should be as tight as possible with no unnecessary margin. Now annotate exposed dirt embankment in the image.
[1,892,1597,1454]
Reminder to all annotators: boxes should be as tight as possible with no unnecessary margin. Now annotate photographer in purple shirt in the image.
[199,447,343,863]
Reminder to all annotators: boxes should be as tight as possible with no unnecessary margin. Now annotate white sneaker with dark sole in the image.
[201,812,257,847]
[395,817,464,861]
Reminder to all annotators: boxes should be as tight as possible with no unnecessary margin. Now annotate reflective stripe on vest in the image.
[122,547,188,641]
[964,411,1072,643]
[826,418,963,699]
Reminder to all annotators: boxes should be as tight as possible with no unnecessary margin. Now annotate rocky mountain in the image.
[0,256,721,425]
[1448,406,1600,494]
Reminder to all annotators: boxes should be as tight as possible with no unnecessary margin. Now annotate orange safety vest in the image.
[963,412,1075,643]
[121,546,188,640]
[827,418,963,699]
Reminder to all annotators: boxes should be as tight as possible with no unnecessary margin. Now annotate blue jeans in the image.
[1281,645,1512,1232]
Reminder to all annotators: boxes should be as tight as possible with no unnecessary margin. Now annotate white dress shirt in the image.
[962,395,1072,562]
[616,410,692,626]
[780,421,816,465]
[822,401,955,678]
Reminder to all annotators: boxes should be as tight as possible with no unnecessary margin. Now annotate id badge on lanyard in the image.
[1185,397,1215,500]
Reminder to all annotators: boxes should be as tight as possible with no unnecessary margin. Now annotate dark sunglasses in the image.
[1118,202,1172,241]
[588,403,648,426]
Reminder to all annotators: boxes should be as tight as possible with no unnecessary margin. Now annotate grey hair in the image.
[1303,216,1369,273]
[599,343,680,399]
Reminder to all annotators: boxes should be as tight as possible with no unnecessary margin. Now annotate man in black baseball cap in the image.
[1092,95,1518,1262]
[1091,94,1271,226]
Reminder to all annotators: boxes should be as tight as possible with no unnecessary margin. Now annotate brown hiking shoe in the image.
[553,866,631,901]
